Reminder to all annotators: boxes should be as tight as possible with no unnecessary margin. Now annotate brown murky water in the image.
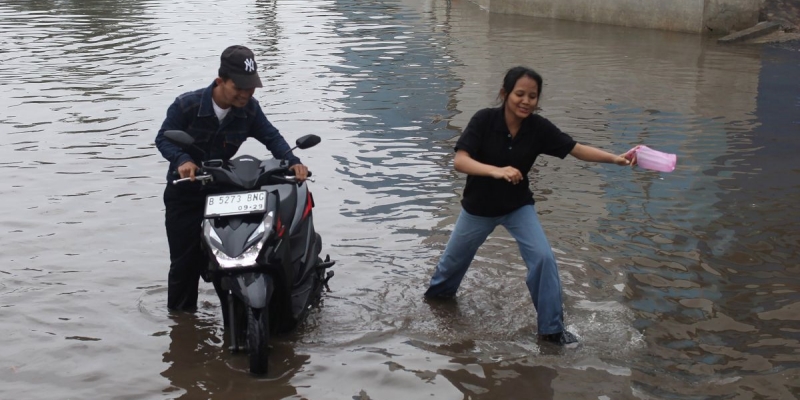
[1,0,799,398]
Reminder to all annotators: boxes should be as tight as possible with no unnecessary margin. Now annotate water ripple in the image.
[1,0,799,398]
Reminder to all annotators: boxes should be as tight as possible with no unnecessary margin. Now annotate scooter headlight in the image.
[207,212,274,269]
[208,224,223,246]
[246,211,273,244]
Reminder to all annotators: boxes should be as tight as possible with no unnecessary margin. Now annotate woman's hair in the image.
[497,66,543,106]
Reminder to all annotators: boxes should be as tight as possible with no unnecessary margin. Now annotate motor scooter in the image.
[164,130,334,374]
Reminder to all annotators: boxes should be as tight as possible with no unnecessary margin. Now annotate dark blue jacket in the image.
[155,81,301,183]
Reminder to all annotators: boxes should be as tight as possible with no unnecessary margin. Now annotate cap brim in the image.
[230,73,263,89]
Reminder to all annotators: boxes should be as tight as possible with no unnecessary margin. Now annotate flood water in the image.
[1,0,799,398]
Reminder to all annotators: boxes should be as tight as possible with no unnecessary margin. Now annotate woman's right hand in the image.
[454,150,522,184]
[491,166,523,184]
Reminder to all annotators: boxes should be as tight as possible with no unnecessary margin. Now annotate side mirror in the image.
[163,130,196,148]
[295,134,321,150]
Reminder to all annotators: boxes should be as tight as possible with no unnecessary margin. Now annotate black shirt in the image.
[455,107,577,217]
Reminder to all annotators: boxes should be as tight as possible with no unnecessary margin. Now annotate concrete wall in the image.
[471,0,762,33]
[704,0,763,33]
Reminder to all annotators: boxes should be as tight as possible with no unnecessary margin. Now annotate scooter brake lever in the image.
[171,175,213,185]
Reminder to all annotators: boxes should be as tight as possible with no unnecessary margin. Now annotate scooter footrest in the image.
[316,261,335,269]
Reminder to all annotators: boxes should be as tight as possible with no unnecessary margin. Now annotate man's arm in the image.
[250,106,301,166]
[250,106,308,180]
[155,99,194,169]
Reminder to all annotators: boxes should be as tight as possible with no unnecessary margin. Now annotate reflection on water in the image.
[161,311,308,399]
[1,0,798,398]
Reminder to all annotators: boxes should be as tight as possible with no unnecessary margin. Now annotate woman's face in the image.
[504,76,539,120]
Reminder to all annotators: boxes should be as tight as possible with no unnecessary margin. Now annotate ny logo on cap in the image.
[244,58,255,72]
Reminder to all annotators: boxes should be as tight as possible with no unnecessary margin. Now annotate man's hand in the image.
[289,164,309,182]
[178,161,199,181]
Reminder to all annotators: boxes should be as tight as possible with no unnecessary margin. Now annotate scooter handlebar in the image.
[273,173,313,183]
[171,175,213,185]
[170,169,312,185]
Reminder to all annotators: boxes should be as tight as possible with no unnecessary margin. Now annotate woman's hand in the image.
[490,166,523,184]
[454,150,521,183]
[614,154,634,167]
[620,149,638,167]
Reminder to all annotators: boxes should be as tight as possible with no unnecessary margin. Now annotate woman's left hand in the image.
[618,152,637,167]
[614,154,632,166]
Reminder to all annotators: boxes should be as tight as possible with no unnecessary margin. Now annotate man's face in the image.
[215,77,256,108]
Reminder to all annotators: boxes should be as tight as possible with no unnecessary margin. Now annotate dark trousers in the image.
[164,184,206,311]
[163,184,228,315]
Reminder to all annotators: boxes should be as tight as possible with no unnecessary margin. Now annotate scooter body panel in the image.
[228,272,274,309]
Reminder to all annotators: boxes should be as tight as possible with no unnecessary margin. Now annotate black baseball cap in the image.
[219,45,263,89]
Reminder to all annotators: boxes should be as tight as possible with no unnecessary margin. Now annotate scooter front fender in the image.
[230,272,274,309]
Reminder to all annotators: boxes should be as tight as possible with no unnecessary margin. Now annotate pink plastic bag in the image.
[624,145,677,173]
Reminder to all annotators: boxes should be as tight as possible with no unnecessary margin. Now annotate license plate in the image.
[204,191,267,217]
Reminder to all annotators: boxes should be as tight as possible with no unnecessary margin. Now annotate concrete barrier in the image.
[718,20,782,42]
[470,0,763,34]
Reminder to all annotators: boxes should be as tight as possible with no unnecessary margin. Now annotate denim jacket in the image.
[155,81,301,183]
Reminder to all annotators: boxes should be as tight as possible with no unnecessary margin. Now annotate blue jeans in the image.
[425,205,565,335]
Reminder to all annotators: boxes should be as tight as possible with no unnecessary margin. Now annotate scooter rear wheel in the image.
[247,306,270,374]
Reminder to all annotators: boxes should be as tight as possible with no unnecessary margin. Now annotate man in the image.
[155,45,308,312]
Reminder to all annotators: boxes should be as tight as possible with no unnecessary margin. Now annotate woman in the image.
[424,66,634,347]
